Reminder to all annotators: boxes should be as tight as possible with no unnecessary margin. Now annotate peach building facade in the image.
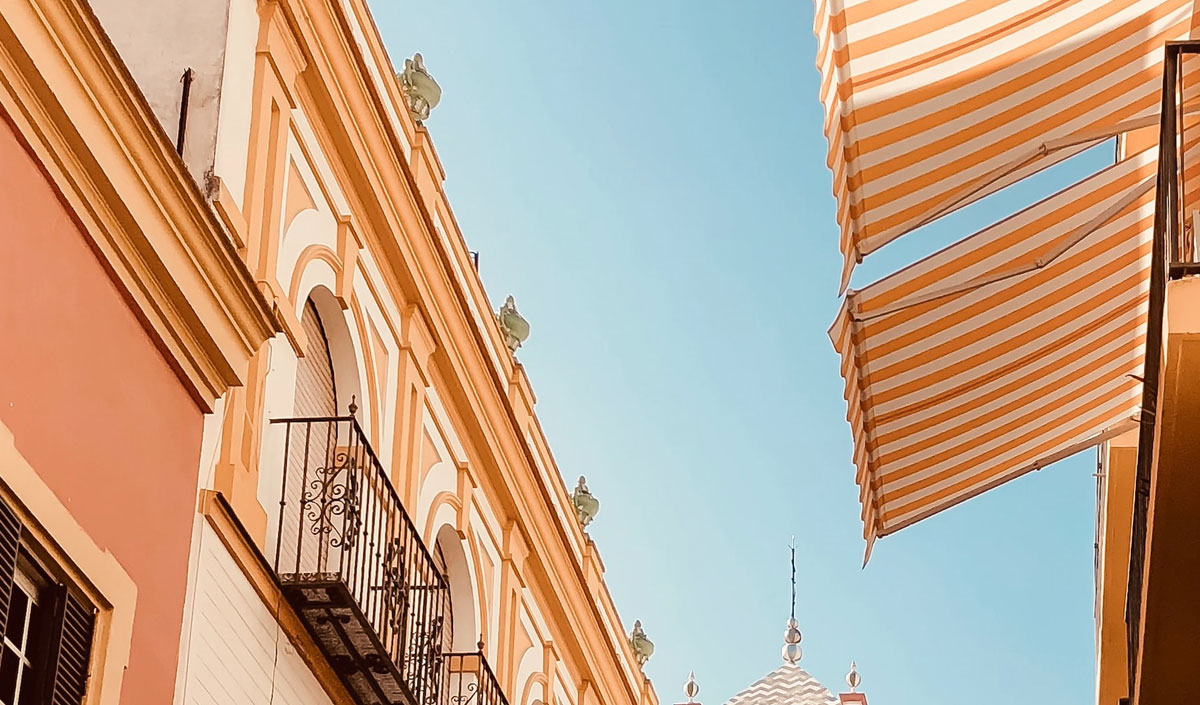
[0,0,658,704]
[0,114,203,704]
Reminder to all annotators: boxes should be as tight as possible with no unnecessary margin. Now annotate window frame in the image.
[0,554,52,705]
[0,503,97,705]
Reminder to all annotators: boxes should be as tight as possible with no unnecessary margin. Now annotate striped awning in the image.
[829,146,1159,555]
[814,0,1194,287]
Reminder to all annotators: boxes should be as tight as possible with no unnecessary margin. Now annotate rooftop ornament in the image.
[629,620,654,666]
[684,671,700,704]
[845,661,861,693]
[399,53,441,123]
[781,618,803,664]
[571,476,599,528]
[782,536,803,664]
[497,295,530,352]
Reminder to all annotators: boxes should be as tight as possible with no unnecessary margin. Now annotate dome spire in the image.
[782,536,803,664]
[790,535,796,621]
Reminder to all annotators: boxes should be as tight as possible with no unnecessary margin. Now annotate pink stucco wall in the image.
[0,115,203,704]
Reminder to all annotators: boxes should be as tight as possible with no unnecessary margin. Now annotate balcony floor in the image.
[281,574,419,705]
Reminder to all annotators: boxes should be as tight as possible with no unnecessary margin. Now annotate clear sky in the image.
[375,3,1113,704]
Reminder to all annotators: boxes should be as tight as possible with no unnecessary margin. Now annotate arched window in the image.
[434,541,455,655]
[265,290,365,575]
[294,299,337,416]
[433,526,479,654]
[279,298,343,575]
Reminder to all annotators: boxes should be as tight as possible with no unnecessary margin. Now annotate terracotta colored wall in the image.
[0,116,202,703]
[1097,444,1134,705]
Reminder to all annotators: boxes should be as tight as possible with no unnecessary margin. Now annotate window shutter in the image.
[44,588,95,705]
[0,500,21,638]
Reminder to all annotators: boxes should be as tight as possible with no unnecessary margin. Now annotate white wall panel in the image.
[179,523,335,705]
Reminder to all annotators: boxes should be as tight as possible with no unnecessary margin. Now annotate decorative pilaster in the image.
[213,341,272,543]
[243,0,305,278]
[455,460,474,536]
[542,641,558,705]
[395,303,436,508]
[498,520,529,692]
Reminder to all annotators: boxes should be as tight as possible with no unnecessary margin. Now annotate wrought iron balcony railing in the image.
[444,651,509,705]
[271,415,448,705]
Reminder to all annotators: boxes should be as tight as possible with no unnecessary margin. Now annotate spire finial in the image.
[684,671,699,704]
[781,536,802,664]
[789,535,796,620]
[846,661,861,692]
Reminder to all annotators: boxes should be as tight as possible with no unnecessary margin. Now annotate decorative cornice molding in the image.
[0,0,279,411]
[400,303,437,379]
[257,0,307,107]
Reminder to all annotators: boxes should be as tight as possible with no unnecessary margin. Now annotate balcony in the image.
[271,415,449,705]
[444,651,509,705]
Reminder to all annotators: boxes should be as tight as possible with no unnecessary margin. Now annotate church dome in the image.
[723,661,838,705]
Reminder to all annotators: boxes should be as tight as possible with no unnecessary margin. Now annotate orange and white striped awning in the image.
[814,0,1195,287]
[830,146,1159,555]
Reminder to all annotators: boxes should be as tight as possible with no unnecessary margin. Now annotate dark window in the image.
[0,557,51,705]
[0,500,95,705]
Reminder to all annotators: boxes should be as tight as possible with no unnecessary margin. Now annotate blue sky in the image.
[376,3,1113,703]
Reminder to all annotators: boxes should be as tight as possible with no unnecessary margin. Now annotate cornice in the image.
[0,0,279,411]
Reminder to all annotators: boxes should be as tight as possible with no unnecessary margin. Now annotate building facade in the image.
[0,0,659,703]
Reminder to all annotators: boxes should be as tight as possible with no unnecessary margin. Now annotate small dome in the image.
[723,661,837,705]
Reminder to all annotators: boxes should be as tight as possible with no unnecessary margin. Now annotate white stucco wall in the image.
[88,0,232,189]
[211,0,259,209]
[177,523,335,705]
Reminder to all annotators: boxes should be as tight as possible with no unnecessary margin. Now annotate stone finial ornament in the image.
[684,671,700,704]
[571,476,599,528]
[629,620,654,665]
[845,661,861,692]
[496,295,530,352]
[399,53,441,123]
[781,617,803,664]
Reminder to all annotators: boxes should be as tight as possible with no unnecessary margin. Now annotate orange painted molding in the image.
[213,175,250,249]
[455,460,475,536]
[509,364,538,425]
[257,0,307,108]
[336,216,361,307]
[268,276,309,357]
[287,244,343,305]
[413,126,447,182]
[0,0,277,411]
[401,304,438,379]
[503,520,532,577]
